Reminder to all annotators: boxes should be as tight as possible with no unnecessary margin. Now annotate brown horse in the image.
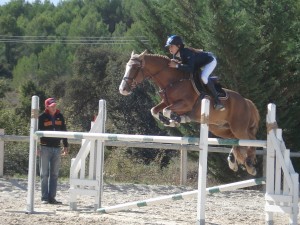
[119,50,260,176]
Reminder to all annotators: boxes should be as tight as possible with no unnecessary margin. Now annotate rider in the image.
[165,34,225,111]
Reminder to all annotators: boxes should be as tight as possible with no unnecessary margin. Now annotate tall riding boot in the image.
[206,79,225,111]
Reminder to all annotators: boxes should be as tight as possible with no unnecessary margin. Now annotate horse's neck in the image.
[145,56,185,88]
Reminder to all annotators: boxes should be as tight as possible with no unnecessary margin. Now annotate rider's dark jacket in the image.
[175,48,214,73]
[38,109,68,148]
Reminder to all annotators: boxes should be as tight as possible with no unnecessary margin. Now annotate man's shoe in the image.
[49,199,62,205]
[41,200,48,204]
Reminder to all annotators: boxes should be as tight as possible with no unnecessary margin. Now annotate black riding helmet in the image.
[165,35,184,48]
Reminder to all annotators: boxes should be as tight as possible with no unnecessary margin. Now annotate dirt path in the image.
[0,178,298,225]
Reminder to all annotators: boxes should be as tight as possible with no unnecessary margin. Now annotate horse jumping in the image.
[119,50,260,176]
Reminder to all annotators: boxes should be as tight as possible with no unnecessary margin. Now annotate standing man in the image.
[38,97,68,204]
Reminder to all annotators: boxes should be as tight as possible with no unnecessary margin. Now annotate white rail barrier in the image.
[25,96,299,225]
[97,178,266,213]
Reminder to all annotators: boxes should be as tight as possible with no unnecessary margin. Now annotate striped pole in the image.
[96,178,265,214]
[34,131,267,148]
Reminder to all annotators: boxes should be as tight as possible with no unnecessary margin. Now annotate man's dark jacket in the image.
[38,109,68,148]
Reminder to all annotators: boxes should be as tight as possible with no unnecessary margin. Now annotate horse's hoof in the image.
[245,158,257,176]
[246,167,257,176]
[227,154,238,172]
[227,152,235,163]
[170,112,181,123]
[164,120,176,127]
[228,163,238,172]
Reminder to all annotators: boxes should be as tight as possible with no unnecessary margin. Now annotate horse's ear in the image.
[141,50,147,55]
[139,50,147,59]
[131,51,134,57]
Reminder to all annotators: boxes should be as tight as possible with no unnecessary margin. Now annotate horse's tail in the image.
[246,99,260,139]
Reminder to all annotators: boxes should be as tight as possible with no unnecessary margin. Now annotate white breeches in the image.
[200,57,217,84]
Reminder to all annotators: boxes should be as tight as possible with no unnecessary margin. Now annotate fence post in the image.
[180,148,187,185]
[96,99,106,209]
[196,98,210,225]
[0,129,4,177]
[26,96,39,213]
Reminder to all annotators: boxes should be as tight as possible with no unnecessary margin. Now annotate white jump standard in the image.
[27,96,299,225]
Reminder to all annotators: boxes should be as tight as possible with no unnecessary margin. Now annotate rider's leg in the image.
[206,79,225,111]
[201,57,225,111]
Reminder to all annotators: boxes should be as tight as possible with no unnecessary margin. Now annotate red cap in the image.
[45,98,57,107]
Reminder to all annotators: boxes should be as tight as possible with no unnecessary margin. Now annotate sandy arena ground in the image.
[0,177,299,225]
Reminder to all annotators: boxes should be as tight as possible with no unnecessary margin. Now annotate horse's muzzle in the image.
[119,81,132,96]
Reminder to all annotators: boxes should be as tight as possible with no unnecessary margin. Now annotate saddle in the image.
[191,72,227,99]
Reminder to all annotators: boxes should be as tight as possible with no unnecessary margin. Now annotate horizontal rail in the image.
[35,131,200,145]
[34,131,268,147]
[97,178,266,214]
[2,134,300,157]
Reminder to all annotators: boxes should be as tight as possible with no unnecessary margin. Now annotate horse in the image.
[119,50,260,176]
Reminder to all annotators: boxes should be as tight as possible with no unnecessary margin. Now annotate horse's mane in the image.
[143,54,171,66]
[131,52,170,62]
[145,53,170,61]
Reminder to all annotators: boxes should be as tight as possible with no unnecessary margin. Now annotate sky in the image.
[0,0,61,6]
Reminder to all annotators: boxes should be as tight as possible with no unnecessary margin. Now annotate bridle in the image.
[122,57,168,91]
[122,58,145,91]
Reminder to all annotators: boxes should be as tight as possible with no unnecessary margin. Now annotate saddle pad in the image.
[191,72,227,99]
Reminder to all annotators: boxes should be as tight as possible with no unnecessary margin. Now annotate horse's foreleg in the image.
[150,102,171,126]
[162,109,191,124]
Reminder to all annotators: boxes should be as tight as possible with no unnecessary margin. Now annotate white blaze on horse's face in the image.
[119,63,132,96]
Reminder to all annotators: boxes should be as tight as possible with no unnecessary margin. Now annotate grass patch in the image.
[104,149,199,187]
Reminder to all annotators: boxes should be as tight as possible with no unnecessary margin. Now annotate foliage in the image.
[15,80,47,118]
[104,149,199,186]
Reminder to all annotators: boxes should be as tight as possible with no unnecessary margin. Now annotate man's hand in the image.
[61,147,69,156]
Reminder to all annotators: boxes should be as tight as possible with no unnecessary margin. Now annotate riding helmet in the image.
[165,35,184,47]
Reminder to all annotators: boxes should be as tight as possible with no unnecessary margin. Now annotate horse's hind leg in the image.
[228,147,238,172]
[209,125,239,172]
[245,146,257,175]
[231,133,257,176]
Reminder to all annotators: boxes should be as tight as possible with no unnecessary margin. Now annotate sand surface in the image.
[0,177,298,225]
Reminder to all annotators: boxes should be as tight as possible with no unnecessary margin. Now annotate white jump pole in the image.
[95,99,106,209]
[197,98,210,225]
[26,95,39,213]
[34,131,266,148]
[0,129,4,177]
[97,178,265,214]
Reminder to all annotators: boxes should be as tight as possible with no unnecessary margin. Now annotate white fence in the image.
[196,99,299,225]
[1,95,299,224]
